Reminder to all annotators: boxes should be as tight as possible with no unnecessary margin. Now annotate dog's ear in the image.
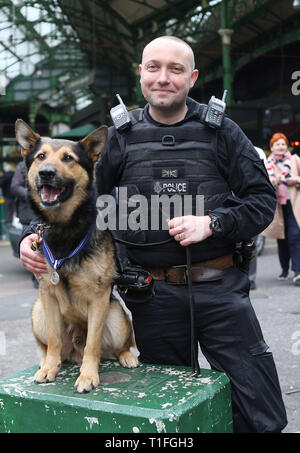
[80,125,108,164]
[15,119,40,157]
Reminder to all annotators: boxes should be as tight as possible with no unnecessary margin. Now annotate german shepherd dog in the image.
[15,119,139,393]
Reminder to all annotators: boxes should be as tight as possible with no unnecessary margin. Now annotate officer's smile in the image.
[152,89,174,94]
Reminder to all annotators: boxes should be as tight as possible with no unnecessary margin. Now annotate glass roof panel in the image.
[0,0,79,81]
[0,0,92,110]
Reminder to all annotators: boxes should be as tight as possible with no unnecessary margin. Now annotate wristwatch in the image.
[208,214,222,237]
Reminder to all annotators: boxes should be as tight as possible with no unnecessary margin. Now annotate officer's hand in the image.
[168,215,212,246]
[20,234,47,274]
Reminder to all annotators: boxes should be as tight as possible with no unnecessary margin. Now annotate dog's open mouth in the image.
[41,185,62,204]
[38,183,73,208]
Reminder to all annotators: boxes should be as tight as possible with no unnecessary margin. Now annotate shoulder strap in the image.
[128,108,144,125]
[114,108,144,155]
[114,104,221,156]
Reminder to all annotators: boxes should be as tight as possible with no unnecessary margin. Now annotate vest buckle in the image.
[162,135,175,146]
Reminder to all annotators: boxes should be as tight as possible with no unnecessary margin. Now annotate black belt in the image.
[146,254,233,284]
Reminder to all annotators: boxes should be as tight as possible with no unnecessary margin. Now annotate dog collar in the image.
[42,220,96,271]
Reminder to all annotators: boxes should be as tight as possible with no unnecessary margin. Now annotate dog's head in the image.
[15,119,107,222]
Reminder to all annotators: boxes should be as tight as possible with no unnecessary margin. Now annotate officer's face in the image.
[139,39,198,113]
[271,138,288,155]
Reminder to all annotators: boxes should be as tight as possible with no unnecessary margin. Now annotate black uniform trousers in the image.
[126,266,287,433]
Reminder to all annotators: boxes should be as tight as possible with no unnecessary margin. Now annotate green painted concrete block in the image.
[0,361,232,433]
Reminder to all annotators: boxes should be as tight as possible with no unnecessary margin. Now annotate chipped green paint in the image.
[0,361,232,433]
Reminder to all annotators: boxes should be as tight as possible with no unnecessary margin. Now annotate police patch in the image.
[153,180,189,194]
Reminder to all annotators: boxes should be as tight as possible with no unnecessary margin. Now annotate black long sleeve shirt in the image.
[96,99,276,244]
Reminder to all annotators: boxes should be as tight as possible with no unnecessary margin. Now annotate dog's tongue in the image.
[41,185,60,202]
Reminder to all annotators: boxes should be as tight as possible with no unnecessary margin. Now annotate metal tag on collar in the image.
[50,260,60,285]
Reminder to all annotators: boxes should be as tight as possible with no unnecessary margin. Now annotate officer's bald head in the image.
[141,36,196,72]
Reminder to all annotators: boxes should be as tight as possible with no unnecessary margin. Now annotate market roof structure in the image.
[0,0,300,134]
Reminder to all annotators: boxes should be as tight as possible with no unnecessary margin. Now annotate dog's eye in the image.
[37,153,45,160]
[63,154,73,162]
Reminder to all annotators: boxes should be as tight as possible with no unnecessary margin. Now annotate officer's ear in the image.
[190,69,199,89]
[138,64,143,83]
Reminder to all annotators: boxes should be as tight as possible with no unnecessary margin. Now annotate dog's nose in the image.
[39,166,56,180]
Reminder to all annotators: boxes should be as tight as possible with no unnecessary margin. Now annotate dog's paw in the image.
[34,366,58,384]
[75,372,100,393]
[118,351,139,369]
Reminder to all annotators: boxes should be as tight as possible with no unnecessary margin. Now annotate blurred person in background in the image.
[248,147,267,290]
[10,160,38,288]
[0,162,15,228]
[263,133,300,285]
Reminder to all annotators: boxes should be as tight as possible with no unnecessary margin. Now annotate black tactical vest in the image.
[116,104,236,267]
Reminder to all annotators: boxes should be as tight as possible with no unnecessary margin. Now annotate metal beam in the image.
[219,0,234,106]
[11,3,51,53]
[201,22,300,85]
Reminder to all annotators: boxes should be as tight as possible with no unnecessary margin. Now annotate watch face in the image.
[210,215,221,234]
[213,219,221,231]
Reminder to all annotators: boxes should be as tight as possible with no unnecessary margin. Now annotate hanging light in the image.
[293,0,300,9]
[0,72,6,95]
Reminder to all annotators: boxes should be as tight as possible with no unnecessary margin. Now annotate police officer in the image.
[20,36,287,432]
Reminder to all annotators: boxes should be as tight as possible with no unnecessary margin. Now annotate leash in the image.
[186,246,201,378]
[114,235,201,377]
